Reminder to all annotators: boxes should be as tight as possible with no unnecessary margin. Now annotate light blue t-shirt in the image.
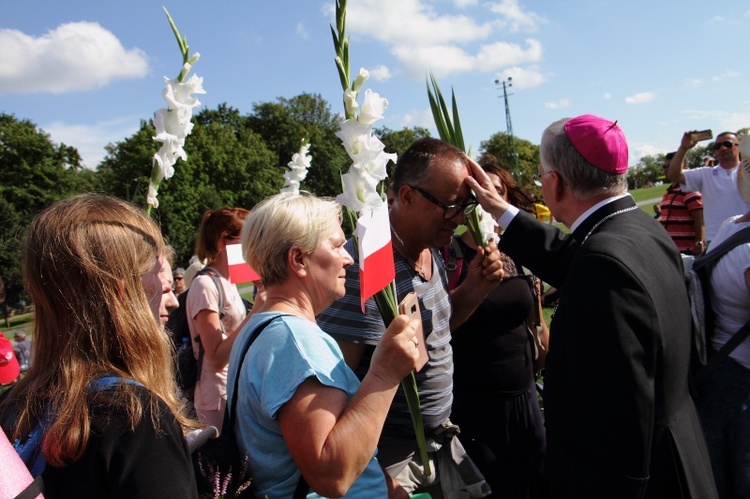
[226,312,387,498]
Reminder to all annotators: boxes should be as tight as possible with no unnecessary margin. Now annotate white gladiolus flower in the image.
[352,68,369,92]
[147,182,159,209]
[337,170,381,214]
[148,50,204,208]
[476,205,499,244]
[280,140,312,194]
[344,88,359,117]
[358,89,388,124]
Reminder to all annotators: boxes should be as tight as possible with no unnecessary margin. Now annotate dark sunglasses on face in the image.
[408,185,477,219]
[174,276,184,281]
[713,141,737,150]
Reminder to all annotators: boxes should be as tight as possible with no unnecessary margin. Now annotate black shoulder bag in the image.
[193,314,309,499]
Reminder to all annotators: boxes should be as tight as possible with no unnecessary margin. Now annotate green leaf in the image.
[426,78,450,142]
[451,88,466,153]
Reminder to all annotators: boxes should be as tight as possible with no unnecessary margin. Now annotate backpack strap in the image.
[444,237,464,291]
[224,313,308,498]
[7,376,142,497]
[13,474,44,499]
[192,267,227,383]
[692,226,750,385]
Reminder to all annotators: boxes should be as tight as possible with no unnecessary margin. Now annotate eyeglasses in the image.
[174,276,184,281]
[408,185,477,219]
[713,141,738,150]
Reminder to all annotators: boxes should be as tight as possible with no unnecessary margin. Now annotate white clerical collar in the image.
[569,194,631,233]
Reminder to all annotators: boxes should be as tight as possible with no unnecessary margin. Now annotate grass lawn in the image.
[630,184,666,204]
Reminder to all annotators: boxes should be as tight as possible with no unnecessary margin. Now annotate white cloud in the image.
[344,0,543,79]
[497,65,547,89]
[625,92,656,104]
[544,98,571,110]
[0,22,148,95]
[632,143,662,161]
[455,0,479,7]
[44,117,141,169]
[712,70,741,82]
[603,92,612,100]
[369,65,393,81]
[488,0,542,33]
[401,107,436,130]
[296,22,309,39]
[720,112,750,134]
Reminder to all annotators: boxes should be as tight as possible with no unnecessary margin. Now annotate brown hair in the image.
[1,193,195,466]
[392,138,466,193]
[195,207,250,263]
[478,154,535,212]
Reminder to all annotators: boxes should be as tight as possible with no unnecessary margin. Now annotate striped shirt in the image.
[317,239,453,436]
[660,184,703,253]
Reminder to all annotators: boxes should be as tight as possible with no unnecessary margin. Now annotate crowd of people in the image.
[0,115,748,499]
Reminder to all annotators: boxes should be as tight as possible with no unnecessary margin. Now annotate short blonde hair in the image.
[241,192,342,287]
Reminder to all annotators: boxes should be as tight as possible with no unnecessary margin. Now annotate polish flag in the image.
[356,205,395,311]
[226,243,260,284]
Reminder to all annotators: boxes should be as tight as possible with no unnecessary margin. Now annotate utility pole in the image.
[495,77,520,176]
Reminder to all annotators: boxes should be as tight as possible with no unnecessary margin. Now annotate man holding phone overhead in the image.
[318,138,503,498]
[667,130,750,244]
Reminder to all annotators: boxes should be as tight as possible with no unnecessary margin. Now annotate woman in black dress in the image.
[450,157,549,498]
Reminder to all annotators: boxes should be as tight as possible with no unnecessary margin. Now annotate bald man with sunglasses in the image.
[667,131,750,244]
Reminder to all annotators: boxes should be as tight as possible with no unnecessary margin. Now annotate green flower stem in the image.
[333,0,430,475]
[373,283,432,477]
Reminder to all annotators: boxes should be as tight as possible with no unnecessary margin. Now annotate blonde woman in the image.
[0,193,197,498]
[227,192,419,498]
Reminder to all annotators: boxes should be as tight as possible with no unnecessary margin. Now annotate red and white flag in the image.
[356,205,395,311]
[226,243,260,284]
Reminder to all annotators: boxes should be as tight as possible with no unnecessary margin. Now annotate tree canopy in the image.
[478,132,541,198]
[0,113,96,305]
[5,92,745,298]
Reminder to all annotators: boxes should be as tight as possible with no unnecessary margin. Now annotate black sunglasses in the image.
[408,185,477,219]
[713,141,737,150]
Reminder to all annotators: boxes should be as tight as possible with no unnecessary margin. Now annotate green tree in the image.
[98,105,280,265]
[0,113,93,301]
[248,93,349,197]
[478,132,540,196]
[374,126,432,177]
[628,155,664,190]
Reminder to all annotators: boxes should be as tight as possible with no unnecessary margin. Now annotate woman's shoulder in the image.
[88,381,171,426]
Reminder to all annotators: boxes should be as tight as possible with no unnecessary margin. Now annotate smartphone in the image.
[398,291,429,371]
[691,129,713,142]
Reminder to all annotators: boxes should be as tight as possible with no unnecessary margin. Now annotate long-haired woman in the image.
[0,193,197,498]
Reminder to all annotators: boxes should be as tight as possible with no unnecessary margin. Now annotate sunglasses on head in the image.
[713,141,737,150]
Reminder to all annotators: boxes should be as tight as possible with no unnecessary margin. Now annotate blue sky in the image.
[1,0,748,171]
